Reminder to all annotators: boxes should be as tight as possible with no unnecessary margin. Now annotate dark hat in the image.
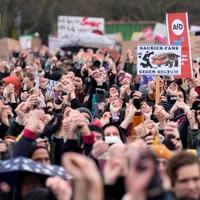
[93,60,101,68]
[77,107,93,122]
[28,145,50,159]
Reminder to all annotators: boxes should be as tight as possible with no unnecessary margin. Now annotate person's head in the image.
[104,124,120,137]
[30,146,50,165]
[13,66,23,80]
[0,61,9,73]
[39,77,48,89]
[103,124,124,144]
[176,87,186,103]
[150,144,172,180]
[20,173,46,199]
[126,143,163,199]
[192,97,200,126]
[109,85,119,97]
[23,73,35,89]
[89,124,104,142]
[77,107,92,122]
[86,58,93,68]
[166,151,200,200]
[24,187,57,200]
[20,91,29,101]
[45,100,54,113]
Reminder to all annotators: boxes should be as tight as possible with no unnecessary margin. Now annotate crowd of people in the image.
[0,45,199,200]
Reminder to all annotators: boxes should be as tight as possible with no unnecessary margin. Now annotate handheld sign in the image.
[137,45,181,76]
[166,12,193,78]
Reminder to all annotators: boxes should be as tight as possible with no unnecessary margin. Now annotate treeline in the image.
[0,0,199,42]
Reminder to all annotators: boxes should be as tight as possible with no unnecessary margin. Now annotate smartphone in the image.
[133,98,141,109]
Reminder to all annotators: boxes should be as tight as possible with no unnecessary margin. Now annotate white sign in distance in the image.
[58,16,105,40]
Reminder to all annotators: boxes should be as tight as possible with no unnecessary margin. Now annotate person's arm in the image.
[62,109,95,156]
[14,109,47,157]
[0,123,9,139]
[42,114,63,139]
[13,128,37,157]
[104,177,126,200]
[0,106,14,138]
[6,118,24,137]
[51,137,64,165]
[178,117,189,149]
[187,128,200,149]
[46,177,72,200]
[120,105,136,130]
[70,96,84,109]
[62,153,104,200]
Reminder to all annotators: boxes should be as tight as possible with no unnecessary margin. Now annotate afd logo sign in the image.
[171,19,184,35]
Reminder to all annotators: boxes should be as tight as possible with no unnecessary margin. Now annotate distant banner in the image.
[166,12,193,78]
[58,16,105,40]
[137,45,181,75]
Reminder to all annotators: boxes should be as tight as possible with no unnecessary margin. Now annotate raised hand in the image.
[62,153,103,200]
[24,109,45,134]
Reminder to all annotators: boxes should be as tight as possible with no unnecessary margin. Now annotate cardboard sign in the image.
[121,40,155,64]
[190,36,200,59]
[137,45,181,75]
[58,16,105,40]
[0,38,19,61]
[166,12,193,78]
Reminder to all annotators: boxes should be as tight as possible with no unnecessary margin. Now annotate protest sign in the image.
[19,35,32,50]
[58,16,105,40]
[48,36,68,51]
[137,45,181,76]
[190,25,200,33]
[190,35,200,59]
[121,40,155,64]
[153,23,167,38]
[0,38,19,61]
[166,12,193,78]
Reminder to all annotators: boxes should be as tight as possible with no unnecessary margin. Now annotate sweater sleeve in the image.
[13,129,37,158]
[62,139,82,155]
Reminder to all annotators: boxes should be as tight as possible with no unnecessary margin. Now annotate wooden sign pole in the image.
[155,75,161,105]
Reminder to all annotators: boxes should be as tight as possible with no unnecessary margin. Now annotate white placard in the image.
[190,25,200,33]
[19,35,32,50]
[137,45,181,75]
[153,23,167,38]
[48,36,69,51]
[58,16,105,40]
